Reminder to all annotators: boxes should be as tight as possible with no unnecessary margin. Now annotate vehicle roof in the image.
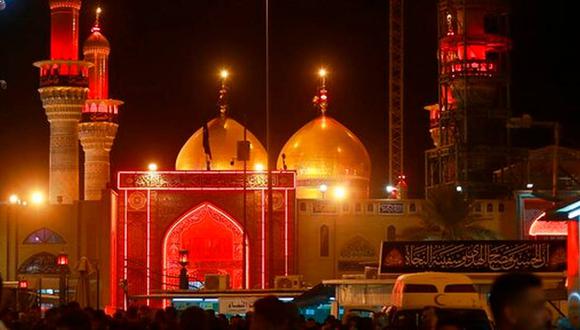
[395,272,474,284]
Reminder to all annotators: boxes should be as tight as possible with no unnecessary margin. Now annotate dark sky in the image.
[0,0,577,199]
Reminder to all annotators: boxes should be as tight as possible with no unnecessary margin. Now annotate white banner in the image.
[219,297,257,315]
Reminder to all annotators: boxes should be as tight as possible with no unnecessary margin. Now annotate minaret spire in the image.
[79,5,123,201]
[313,68,328,115]
[218,69,229,118]
[92,7,102,32]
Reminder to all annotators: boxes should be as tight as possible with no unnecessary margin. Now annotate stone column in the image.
[79,122,118,200]
[38,86,88,204]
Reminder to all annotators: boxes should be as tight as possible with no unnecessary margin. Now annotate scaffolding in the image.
[425,0,512,198]
[388,0,405,188]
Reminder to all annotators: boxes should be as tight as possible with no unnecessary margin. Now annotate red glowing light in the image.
[50,1,81,60]
[178,249,189,266]
[57,251,69,266]
[18,280,29,289]
[569,221,579,280]
[162,202,248,291]
[528,212,567,236]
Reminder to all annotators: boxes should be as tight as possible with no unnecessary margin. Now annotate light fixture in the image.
[220,69,229,79]
[319,184,328,193]
[526,183,534,189]
[56,251,69,266]
[30,192,44,205]
[178,249,189,267]
[148,163,158,172]
[333,186,347,200]
[386,185,396,194]
[178,249,190,290]
[318,68,327,77]
[456,185,463,193]
[254,163,265,171]
[8,194,19,204]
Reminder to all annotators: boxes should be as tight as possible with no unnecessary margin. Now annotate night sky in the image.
[0,0,577,199]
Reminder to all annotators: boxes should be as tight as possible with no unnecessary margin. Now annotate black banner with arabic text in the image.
[379,240,566,274]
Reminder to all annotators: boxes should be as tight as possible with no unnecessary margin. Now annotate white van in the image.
[391,272,482,309]
[384,272,492,330]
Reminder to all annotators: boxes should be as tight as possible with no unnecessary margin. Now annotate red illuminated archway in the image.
[163,203,247,290]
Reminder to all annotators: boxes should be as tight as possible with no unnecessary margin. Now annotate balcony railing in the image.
[441,59,498,79]
[81,100,121,123]
[35,60,91,88]
[39,74,89,88]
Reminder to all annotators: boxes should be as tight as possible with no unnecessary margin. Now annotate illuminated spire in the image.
[218,69,229,118]
[92,7,102,33]
[313,68,329,115]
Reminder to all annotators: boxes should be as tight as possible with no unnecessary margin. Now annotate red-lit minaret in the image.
[34,0,91,204]
[79,8,123,200]
[425,0,511,198]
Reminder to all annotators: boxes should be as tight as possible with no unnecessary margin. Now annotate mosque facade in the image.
[0,0,519,312]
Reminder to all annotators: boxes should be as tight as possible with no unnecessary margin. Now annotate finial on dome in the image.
[218,69,229,118]
[92,7,102,33]
[313,67,329,115]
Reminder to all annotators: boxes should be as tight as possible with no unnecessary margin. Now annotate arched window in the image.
[320,225,330,257]
[486,203,494,213]
[23,227,66,244]
[387,226,397,241]
[18,252,70,274]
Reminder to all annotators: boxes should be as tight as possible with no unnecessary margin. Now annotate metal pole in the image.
[552,123,560,198]
[179,267,188,290]
[14,207,19,279]
[96,263,100,309]
[6,205,10,280]
[265,0,273,289]
[59,268,66,305]
[243,119,247,289]
[38,277,42,312]
[16,282,20,311]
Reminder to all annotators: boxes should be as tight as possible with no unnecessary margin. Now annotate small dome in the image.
[176,116,268,171]
[83,31,110,53]
[278,115,371,199]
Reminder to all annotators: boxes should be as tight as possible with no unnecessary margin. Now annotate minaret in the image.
[34,0,91,204]
[425,0,511,197]
[79,7,123,200]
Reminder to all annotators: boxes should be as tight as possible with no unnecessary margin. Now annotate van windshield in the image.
[389,308,491,330]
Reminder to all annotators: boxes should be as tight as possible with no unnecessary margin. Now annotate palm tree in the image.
[403,185,499,240]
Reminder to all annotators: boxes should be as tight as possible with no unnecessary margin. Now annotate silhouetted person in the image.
[180,306,209,330]
[165,306,179,329]
[489,273,548,330]
[421,306,439,330]
[151,309,167,330]
[58,303,91,330]
[436,318,463,330]
[251,296,299,330]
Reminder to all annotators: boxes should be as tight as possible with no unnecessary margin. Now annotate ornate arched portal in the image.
[163,203,247,290]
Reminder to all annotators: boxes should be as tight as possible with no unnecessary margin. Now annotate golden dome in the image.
[176,116,268,171]
[278,115,371,199]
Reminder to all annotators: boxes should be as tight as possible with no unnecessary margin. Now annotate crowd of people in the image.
[0,273,572,329]
[1,296,356,330]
